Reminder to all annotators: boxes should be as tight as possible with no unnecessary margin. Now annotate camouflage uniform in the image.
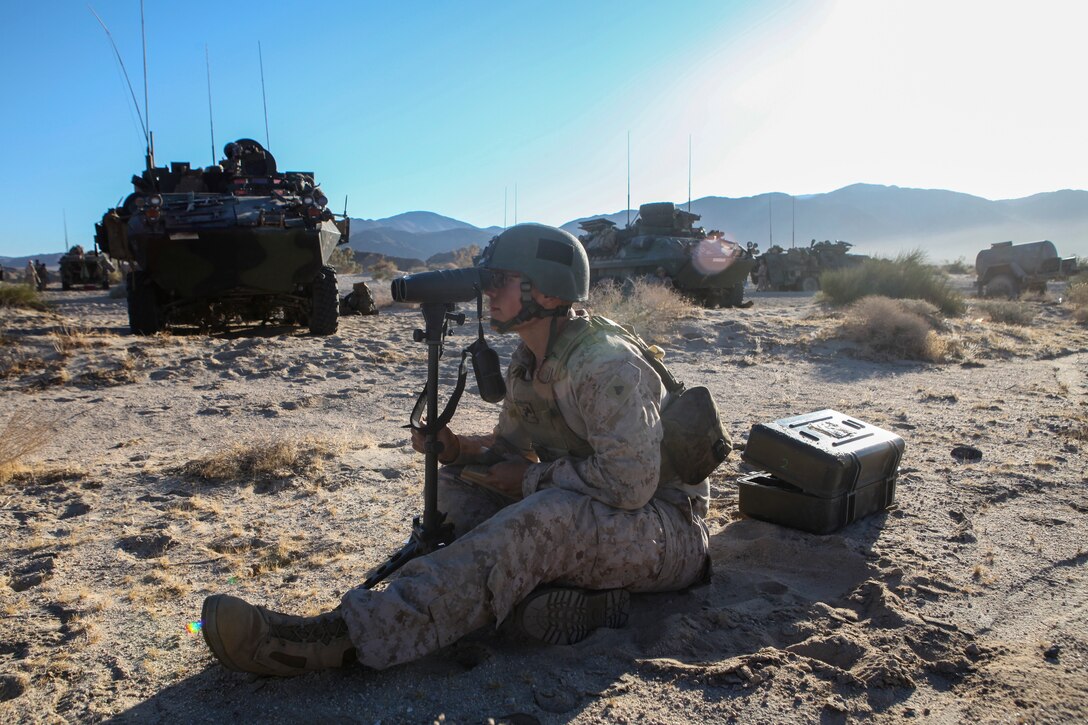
[341,313,710,670]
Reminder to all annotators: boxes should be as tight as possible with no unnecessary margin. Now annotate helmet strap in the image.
[491,279,571,334]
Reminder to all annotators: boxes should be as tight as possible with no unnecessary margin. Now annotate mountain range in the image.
[347,184,1087,265]
[3,184,1085,270]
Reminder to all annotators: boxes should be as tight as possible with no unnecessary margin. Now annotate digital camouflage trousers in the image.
[340,466,710,670]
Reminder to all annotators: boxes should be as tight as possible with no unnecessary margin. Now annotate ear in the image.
[531,288,568,310]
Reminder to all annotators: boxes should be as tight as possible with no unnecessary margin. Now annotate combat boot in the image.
[512,586,630,645]
[201,594,356,676]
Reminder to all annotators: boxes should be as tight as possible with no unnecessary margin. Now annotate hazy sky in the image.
[1,0,1084,257]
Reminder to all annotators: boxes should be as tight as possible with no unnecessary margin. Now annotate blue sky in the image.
[1,0,1085,257]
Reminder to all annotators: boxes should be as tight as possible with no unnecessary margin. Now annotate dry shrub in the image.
[586,278,696,343]
[0,283,50,310]
[368,258,399,281]
[182,435,343,485]
[1068,278,1088,323]
[820,250,965,316]
[975,300,1035,326]
[51,322,93,355]
[0,409,61,484]
[838,295,949,362]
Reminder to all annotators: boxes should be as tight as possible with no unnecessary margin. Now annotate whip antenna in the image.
[259,41,270,149]
[626,131,631,227]
[205,44,216,165]
[687,134,692,213]
[139,0,153,169]
[89,6,148,152]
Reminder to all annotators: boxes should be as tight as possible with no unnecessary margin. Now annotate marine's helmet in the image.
[477,223,589,303]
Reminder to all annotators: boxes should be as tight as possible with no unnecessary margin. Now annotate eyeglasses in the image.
[481,269,520,291]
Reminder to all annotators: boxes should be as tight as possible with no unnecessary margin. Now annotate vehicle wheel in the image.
[726,283,744,307]
[984,274,1019,299]
[127,271,163,335]
[62,280,71,291]
[309,266,339,335]
[101,279,110,290]
[801,276,820,292]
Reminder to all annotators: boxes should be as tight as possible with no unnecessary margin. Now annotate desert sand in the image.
[0,275,1086,724]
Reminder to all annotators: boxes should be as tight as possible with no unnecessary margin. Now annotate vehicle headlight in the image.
[148,194,163,207]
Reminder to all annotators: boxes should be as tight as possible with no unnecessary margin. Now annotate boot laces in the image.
[269,612,348,645]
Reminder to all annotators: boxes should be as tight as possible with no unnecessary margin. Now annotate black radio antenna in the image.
[258,41,271,149]
[89,6,149,160]
[140,0,150,162]
[205,44,216,165]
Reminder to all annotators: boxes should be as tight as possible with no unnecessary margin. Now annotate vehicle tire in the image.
[726,283,744,307]
[801,276,820,292]
[62,280,71,291]
[984,274,1019,299]
[309,266,339,335]
[127,271,163,335]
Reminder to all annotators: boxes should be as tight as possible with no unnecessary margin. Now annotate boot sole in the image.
[514,587,630,645]
[201,595,246,672]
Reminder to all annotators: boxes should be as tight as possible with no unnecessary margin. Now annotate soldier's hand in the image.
[410,425,460,462]
[480,460,529,498]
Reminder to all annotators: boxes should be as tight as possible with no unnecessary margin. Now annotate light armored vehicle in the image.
[58,245,113,290]
[577,202,755,308]
[975,240,1078,298]
[752,240,865,292]
[95,139,350,335]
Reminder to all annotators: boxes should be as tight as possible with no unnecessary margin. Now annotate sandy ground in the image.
[0,275,1086,724]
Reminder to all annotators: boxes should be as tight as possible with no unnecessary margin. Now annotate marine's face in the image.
[484,269,523,330]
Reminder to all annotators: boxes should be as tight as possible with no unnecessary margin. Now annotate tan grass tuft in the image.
[0,410,63,484]
[181,435,345,485]
[586,278,697,343]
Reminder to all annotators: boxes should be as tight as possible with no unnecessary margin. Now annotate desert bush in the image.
[452,244,481,268]
[369,258,399,281]
[329,246,361,274]
[975,300,1035,326]
[1068,277,1088,323]
[820,250,966,316]
[0,409,60,484]
[837,295,950,362]
[943,257,972,275]
[0,283,50,310]
[586,278,696,343]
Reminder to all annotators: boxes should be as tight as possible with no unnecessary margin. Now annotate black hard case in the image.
[736,471,896,535]
[741,409,905,497]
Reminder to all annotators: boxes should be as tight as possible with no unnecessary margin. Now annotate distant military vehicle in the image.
[577,202,755,308]
[96,139,349,335]
[975,240,1078,298]
[58,245,113,291]
[752,240,866,292]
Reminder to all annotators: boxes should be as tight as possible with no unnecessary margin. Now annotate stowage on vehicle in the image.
[577,202,755,308]
[96,138,350,335]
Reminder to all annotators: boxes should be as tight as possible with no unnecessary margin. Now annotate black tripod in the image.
[360,302,461,589]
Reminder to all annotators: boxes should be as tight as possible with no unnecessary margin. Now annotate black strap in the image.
[406,290,484,433]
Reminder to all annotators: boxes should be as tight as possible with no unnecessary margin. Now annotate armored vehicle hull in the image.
[58,246,113,290]
[97,139,349,335]
[752,240,865,292]
[578,203,755,308]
